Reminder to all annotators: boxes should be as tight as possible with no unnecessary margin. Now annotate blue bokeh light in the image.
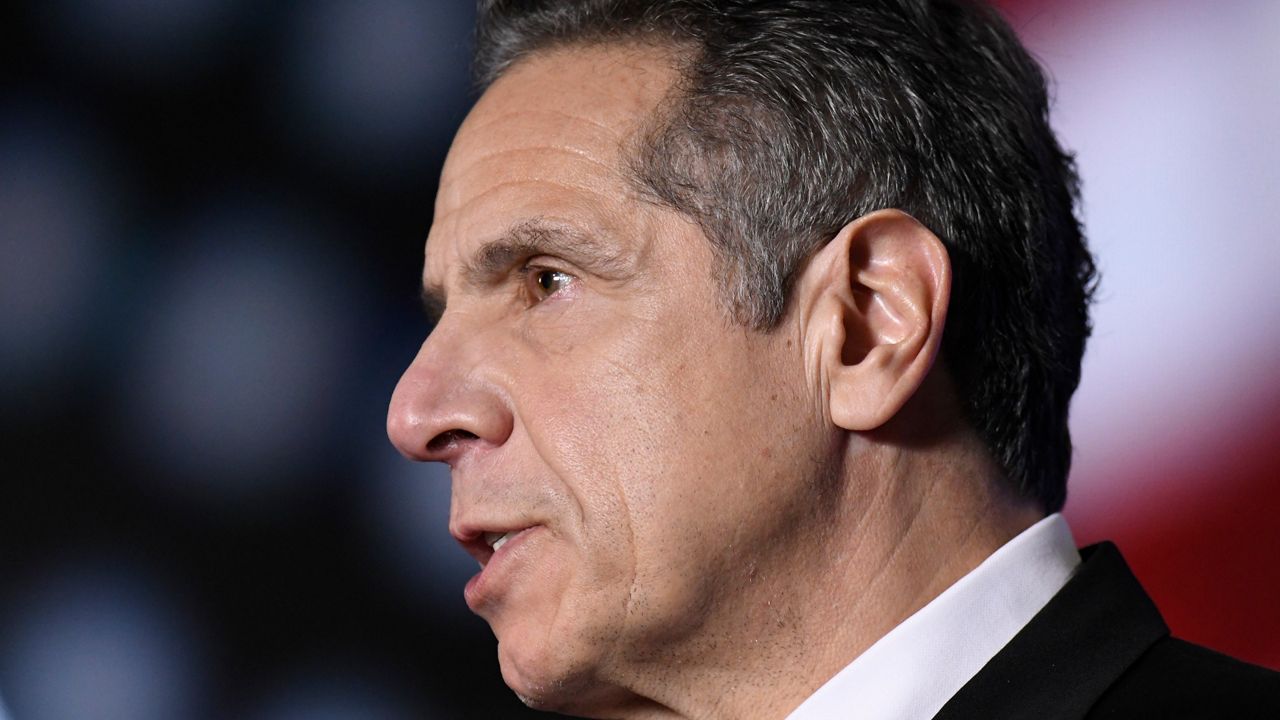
[363,446,477,619]
[243,661,428,720]
[113,196,364,507]
[0,103,118,399]
[0,558,208,720]
[38,0,247,80]
[277,0,474,173]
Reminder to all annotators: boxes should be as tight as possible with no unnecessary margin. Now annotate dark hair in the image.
[473,0,1097,513]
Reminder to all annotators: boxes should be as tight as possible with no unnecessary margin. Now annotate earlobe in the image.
[801,210,951,432]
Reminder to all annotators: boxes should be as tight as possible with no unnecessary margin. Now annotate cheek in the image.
[515,303,677,514]
[510,337,657,590]
[508,296,814,631]
[510,316,701,581]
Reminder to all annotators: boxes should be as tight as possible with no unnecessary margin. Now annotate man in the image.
[387,1,1280,717]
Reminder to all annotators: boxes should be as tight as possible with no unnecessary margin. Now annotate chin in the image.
[497,635,589,710]
[496,630,630,716]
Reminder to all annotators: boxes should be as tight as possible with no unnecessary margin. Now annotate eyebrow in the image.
[420,218,628,324]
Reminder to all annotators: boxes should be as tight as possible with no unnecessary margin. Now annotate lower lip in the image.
[464,526,539,610]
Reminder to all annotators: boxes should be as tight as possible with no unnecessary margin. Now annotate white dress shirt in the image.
[786,513,1081,720]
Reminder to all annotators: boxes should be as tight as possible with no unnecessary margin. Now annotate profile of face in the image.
[386,46,848,713]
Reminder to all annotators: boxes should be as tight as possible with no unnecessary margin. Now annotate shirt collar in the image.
[786,513,1081,720]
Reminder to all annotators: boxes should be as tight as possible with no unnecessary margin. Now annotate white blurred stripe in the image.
[1006,0,1280,513]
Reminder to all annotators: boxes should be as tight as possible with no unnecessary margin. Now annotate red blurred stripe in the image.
[1068,399,1280,670]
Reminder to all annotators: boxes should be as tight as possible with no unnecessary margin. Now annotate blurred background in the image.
[1,0,1277,718]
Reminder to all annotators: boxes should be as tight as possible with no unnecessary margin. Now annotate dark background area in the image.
[2,1,1278,719]
[2,1,546,717]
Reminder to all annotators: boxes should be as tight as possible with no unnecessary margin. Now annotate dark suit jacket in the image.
[932,542,1280,719]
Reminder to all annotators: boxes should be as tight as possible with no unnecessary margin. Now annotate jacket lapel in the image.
[931,542,1169,720]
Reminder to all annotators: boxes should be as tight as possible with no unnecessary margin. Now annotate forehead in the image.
[426,45,680,288]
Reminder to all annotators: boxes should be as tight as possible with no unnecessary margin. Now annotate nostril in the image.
[427,429,480,455]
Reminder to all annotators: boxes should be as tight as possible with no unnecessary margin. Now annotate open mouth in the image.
[455,525,534,568]
[484,530,518,554]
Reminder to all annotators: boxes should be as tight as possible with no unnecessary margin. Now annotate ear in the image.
[797,209,951,431]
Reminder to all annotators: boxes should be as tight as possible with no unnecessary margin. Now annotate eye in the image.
[525,266,574,302]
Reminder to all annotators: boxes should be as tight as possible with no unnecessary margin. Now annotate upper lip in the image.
[451,522,532,567]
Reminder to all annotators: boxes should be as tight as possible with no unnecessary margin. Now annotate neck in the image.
[605,430,1043,720]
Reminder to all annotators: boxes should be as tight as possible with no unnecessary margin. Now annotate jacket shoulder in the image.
[1087,637,1280,718]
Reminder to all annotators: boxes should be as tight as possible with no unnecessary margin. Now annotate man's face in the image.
[388,47,831,711]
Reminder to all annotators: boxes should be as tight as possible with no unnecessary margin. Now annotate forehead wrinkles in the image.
[435,120,647,249]
[426,45,680,293]
[441,44,678,194]
[449,108,623,179]
[441,154,622,223]
[439,143,623,219]
[483,44,678,131]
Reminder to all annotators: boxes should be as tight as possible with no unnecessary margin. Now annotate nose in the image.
[387,325,514,466]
